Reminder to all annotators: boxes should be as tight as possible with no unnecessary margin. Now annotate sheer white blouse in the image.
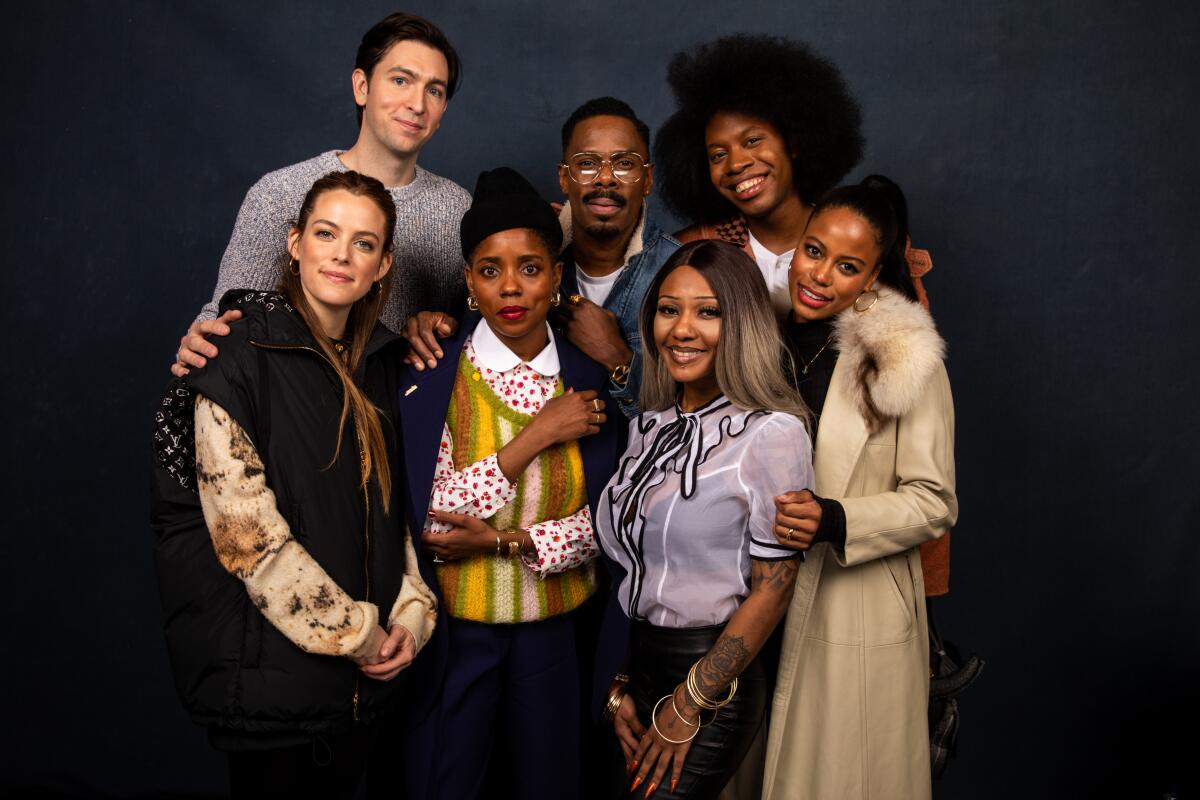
[595,396,814,628]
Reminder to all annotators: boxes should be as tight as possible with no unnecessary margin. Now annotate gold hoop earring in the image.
[854,288,879,313]
[467,295,479,311]
[289,258,300,277]
[550,289,561,307]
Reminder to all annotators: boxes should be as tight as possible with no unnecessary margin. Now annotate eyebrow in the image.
[386,65,448,88]
[659,294,718,300]
[312,219,380,240]
[476,254,546,263]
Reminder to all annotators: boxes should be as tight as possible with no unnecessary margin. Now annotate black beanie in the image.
[459,167,563,260]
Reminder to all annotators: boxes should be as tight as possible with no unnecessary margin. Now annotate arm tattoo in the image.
[690,634,750,708]
[752,557,799,595]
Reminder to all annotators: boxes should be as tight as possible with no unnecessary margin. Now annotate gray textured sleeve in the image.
[196,179,290,323]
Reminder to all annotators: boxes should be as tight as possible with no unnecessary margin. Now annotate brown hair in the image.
[354,12,462,125]
[282,170,397,511]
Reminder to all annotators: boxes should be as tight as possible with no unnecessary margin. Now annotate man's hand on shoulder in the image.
[171,309,242,377]
[402,311,457,371]
[559,297,632,373]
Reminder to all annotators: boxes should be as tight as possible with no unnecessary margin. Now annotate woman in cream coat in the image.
[762,175,957,800]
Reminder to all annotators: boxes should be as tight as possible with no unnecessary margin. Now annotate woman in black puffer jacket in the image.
[151,171,436,798]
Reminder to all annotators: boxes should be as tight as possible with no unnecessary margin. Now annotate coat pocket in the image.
[866,556,916,646]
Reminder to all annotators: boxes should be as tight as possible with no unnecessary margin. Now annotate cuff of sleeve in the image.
[475,452,517,505]
[813,496,847,551]
[521,523,554,577]
[388,577,439,656]
[344,601,381,660]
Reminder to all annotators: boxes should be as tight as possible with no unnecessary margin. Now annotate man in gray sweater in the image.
[173,12,470,376]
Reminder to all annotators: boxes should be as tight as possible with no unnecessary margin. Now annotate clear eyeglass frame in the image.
[559,151,650,185]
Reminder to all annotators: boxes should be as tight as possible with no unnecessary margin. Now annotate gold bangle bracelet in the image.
[670,686,699,728]
[686,662,738,710]
[651,695,699,744]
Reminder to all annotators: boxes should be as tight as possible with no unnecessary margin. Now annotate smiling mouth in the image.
[395,119,424,133]
[321,270,353,284]
[796,284,832,307]
[666,345,706,365]
[732,176,766,198]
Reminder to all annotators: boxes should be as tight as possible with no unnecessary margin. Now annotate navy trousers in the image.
[405,614,580,800]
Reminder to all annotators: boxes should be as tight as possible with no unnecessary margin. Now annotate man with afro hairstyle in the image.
[655,35,932,311]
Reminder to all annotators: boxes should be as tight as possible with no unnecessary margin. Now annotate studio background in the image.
[3,1,1198,797]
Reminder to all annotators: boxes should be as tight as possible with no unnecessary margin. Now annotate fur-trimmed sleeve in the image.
[194,395,379,659]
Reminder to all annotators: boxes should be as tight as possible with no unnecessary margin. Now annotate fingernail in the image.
[670,778,677,793]
[427,359,436,367]
[644,781,657,798]
[630,775,643,792]
[434,351,443,358]
[626,761,634,775]
[427,510,436,518]
[630,759,638,773]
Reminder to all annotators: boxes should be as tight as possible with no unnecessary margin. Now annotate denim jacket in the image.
[556,204,680,418]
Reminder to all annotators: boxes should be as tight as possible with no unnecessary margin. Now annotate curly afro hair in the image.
[654,35,865,224]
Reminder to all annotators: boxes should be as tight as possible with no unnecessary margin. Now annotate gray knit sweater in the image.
[198,151,471,332]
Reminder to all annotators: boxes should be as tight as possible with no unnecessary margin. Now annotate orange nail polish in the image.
[644,781,658,798]
[630,775,643,792]
[671,778,678,793]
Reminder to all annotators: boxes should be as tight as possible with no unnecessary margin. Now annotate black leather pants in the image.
[604,621,767,800]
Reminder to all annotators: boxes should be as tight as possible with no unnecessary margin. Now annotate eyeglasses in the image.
[559,151,650,184]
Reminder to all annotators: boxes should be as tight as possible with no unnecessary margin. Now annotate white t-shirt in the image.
[747,231,795,316]
[576,264,625,307]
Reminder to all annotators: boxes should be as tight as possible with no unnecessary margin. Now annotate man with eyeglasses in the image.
[554,97,679,416]
[404,96,678,417]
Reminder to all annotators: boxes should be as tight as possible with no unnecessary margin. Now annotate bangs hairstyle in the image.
[812,174,919,303]
[639,240,810,425]
[354,12,462,125]
[280,170,398,511]
[654,34,864,224]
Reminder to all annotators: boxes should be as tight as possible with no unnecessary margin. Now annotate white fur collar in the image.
[833,287,945,432]
[557,201,646,264]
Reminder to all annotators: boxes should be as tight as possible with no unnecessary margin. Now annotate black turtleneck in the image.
[785,316,838,424]
[782,315,847,551]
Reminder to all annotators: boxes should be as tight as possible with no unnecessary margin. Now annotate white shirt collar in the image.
[472,318,561,376]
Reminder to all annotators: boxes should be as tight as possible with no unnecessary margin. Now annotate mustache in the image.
[582,189,626,207]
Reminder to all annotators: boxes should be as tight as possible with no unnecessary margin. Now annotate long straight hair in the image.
[639,240,810,425]
[281,171,397,512]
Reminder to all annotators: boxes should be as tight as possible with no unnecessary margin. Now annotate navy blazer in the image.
[395,312,624,725]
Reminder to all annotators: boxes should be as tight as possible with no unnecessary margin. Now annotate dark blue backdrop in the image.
[3,1,1198,797]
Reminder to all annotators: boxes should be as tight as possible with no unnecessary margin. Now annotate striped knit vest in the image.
[435,352,596,623]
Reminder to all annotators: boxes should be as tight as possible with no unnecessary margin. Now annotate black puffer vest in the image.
[150,290,407,743]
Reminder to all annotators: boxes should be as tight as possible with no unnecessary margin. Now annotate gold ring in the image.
[593,413,602,425]
[592,398,602,413]
[568,293,585,306]
[785,527,795,540]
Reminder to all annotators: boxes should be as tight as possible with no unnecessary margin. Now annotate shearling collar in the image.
[832,287,945,433]
[557,201,647,265]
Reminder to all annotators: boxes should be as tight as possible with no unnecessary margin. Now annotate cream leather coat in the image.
[761,288,957,800]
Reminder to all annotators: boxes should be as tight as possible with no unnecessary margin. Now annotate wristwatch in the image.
[609,362,630,387]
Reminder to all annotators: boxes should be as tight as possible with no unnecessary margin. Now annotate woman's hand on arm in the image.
[630,557,799,795]
[422,510,503,561]
[773,489,822,551]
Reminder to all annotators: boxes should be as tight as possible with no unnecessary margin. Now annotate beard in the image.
[583,220,622,240]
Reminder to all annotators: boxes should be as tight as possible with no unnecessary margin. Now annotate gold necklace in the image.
[798,335,834,375]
